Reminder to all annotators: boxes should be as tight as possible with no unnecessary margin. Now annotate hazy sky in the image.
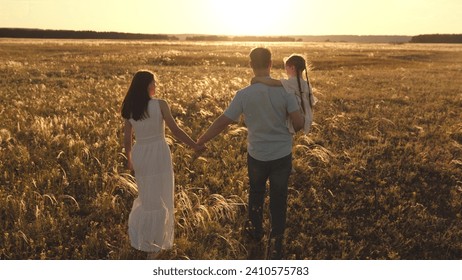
[1,0,461,36]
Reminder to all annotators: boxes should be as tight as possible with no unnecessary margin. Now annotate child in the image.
[252,54,317,134]
[121,70,204,259]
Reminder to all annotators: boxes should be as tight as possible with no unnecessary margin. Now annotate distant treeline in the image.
[185,35,300,42]
[410,34,462,43]
[1,28,461,44]
[297,35,411,43]
[0,28,179,40]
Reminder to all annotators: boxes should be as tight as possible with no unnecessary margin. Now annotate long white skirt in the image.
[128,138,174,252]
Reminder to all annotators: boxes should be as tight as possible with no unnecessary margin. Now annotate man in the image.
[197,47,304,259]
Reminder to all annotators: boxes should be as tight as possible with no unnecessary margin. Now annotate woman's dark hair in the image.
[250,47,272,69]
[284,54,312,113]
[121,70,154,121]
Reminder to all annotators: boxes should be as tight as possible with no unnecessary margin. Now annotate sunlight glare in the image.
[208,0,297,36]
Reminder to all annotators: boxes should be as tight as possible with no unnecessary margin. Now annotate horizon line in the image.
[2,27,452,37]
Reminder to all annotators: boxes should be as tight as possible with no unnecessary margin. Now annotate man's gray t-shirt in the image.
[224,82,300,161]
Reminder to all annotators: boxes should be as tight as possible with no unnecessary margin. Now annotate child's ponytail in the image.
[296,70,306,114]
[305,68,313,110]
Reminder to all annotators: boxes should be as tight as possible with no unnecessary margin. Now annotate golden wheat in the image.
[1,39,461,259]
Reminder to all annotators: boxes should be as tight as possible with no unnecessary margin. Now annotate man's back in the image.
[224,82,299,161]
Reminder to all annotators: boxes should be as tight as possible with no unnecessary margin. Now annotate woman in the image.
[121,70,203,259]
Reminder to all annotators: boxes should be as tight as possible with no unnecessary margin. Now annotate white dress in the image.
[128,99,174,252]
[281,77,317,134]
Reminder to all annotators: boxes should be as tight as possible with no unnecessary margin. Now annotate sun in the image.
[207,0,295,36]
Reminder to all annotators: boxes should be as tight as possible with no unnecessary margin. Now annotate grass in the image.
[0,39,461,259]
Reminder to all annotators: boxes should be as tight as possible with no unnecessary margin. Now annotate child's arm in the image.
[251,77,283,87]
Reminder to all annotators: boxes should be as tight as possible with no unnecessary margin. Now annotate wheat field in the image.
[0,39,461,260]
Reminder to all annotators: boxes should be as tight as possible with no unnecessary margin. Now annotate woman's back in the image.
[129,99,164,142]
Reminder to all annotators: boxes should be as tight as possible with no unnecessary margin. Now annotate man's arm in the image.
[197,114,235,145]
[289,110,305,132]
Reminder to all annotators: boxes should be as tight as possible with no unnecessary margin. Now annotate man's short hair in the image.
[249,47,271,69]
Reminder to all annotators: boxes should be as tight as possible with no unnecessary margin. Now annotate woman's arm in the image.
[159,99,204,152]
[123,119,134,170]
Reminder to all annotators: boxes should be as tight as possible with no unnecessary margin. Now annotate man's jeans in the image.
[247,153,292,238]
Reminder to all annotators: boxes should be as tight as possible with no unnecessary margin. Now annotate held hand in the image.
[191,142,207,161]
[193,143,207,154]
[196,136,206,147]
